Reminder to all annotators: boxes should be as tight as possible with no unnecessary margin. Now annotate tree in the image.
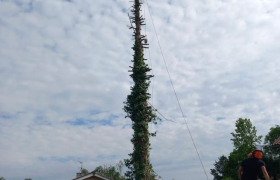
[262,125,280,180]
[223,118,262,180]
[210,155,228,180]
[115,160,124,175]
[230,118,262,153]
[263,125,280,159]
[81,168,89,175]
[123,0,159,180]
[223,178,234,180]
[261,155,280,180]
[24,179,32,180]
[0,177,5,180]
[95,164,126,180]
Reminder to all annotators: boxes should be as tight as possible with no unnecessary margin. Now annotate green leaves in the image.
[81,168,89,175]
[124,2,160,179]
[210,155,228,180]
[230,118,262,151]
[212,118,263,180]
[263,125,280,158]
[95,162,126,180]
[261,125,280,180]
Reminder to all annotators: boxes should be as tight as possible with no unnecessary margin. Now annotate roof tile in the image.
[272,136,280,146]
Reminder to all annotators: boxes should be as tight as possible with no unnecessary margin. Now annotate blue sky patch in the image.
[13,0,33,13]
[1,115,11,119]
[217,117,225,121]
[38,156,78,162]
[43,43,57,52]
[89,110,100,116]
[66,118,87,126]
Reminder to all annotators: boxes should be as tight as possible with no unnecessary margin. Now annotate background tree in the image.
[261,125,280,180]
[81,168,89,175]
[263,125,280,158]
[210,155,228,180]
[95,161,126,180]
[115,160,124,176]
[223,118,262,180]
[24,179,32,180]
[0,177,5,180]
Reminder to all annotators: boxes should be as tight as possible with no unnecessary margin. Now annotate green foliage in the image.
[123,2,160,180]
[210,155,228,180]
[261,125,280,180]
[230,118,262,152]
[0,177,5,180]
[115,160,124,175]
[263,125,280,158]
[213,118,262,180]
[261,154,280,180]
[222,177,234,180]
[81,168,89,175]
[223,150,240,180]
[24,179,32,180]
[124,41,159,179]
[95,162,126,180]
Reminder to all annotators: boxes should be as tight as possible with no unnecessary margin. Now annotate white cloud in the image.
[0,0,280,180]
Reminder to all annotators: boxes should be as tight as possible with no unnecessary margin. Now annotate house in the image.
[272,136,280,149]
[73,171,114,180]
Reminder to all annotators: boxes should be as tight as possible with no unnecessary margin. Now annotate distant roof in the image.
[73,171,114,180]
[272,136,280,148]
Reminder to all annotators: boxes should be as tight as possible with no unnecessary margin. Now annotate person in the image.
[238,149,270,180]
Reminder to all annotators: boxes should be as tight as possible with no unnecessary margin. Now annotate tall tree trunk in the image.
[124,0,158,180]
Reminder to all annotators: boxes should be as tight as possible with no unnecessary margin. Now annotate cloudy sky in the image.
[0,0,280,180]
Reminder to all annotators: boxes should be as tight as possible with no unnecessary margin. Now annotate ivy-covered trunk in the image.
[123,0,158,180]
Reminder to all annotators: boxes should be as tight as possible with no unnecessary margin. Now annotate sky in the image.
[0,0,280,180]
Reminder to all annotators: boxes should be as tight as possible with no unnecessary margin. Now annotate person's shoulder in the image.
[242,158,251,162]
[258,160,265,166]
[241,158,251,166]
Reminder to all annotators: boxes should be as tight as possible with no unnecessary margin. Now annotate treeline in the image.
[210,118,280,180]
[94,161,126,180]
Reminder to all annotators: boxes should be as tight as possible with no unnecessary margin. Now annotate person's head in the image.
[248,150,263,159]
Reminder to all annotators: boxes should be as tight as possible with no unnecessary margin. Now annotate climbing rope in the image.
[143,1,210,179]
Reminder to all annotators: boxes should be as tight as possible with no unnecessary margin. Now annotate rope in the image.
[144,1,210,179]
[147,101,176,123]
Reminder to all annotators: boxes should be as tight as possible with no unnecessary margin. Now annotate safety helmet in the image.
[248,150,263,159]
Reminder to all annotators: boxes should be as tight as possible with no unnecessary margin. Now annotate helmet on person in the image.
[248,150,263,159]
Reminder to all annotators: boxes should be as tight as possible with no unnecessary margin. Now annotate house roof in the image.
[73,171,114,180]
[272,136,280,148]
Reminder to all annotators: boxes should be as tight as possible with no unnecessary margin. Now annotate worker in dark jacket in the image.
[238,150,270,180]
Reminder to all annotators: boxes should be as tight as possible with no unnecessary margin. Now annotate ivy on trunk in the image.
[123,0,159,180]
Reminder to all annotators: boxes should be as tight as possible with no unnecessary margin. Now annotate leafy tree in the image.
[95,161,126,180]
[81,168,89,175]
[261,155,280,180]
[123,0,160,180]
[261,125,280,180]
[223,150,240,180]
[210,155,228,180]
[223,177,234,180]
[0,177,5,180]
[263,125,280,159]
[223,118,262,180]
[230,118,262,153]
[115,160,124,175]
[24,179,32,180]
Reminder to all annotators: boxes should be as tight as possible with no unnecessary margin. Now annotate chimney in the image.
[76,173,82,178]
